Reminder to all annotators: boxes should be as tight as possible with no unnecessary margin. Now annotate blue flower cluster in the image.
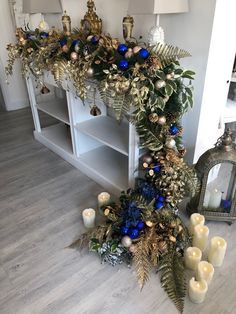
[120,201,145,239]
[138,182,158,203]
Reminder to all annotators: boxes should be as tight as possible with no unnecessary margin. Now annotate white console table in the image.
[26,72,139,195]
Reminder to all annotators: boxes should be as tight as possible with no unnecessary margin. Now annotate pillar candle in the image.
[196,261,214,284]
[189,213,205,234]
[208,236,227,267]
[208,189,222,209]
[82,208,96,228]
[203,190,211,208]
[189,277,208,303]
[184,247,202,270]
[193,225,209,251]
[98,192,111,208]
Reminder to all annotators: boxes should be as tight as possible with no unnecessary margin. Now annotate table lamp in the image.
[128,0,189,45]
[22,0,63,30]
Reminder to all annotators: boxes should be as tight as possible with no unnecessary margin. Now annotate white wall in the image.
[0,0,29,111]
[160,0,217,163]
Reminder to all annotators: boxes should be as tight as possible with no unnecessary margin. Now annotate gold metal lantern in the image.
[81,0,102,35]
[187,129,236,225]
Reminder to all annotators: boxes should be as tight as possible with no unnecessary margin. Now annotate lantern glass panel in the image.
[203,162,235,213]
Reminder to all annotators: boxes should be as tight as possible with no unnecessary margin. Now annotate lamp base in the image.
[148,25,165,46]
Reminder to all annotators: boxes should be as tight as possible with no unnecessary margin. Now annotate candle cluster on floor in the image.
[185,213,227,304]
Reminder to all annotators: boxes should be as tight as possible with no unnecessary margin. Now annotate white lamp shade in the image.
[22,0,63,14]
[128,0,189,15]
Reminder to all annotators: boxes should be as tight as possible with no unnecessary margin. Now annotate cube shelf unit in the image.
[26,72,139,195]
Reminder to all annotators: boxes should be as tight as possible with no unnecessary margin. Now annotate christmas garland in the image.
[6,26,199,313]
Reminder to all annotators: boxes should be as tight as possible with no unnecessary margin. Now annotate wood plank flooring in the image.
[0,108,236,314]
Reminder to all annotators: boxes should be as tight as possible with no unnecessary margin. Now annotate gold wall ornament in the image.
[123,15,134,42]
[81,0,102,35]
[62,11,71,36]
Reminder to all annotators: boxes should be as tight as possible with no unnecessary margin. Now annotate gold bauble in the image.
[125,48,133,59]
[149,169,154,176]
[74,44,80,53]
[149,113,159,123]
[146,221,153,227]
[143,162,149,169]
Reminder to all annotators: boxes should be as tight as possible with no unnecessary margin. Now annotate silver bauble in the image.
[155,80,166,89]
[158,116,166,125]
[121,236,132,248]
[74,44,80,53]
[133,46,142,54]
[70,52,78,61]
[165,138,176,149]
[86,67,94,78]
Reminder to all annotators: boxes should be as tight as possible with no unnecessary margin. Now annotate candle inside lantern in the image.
[196,261,214,284]
[208,236,227,267]
[98,192,111,208]
[184,247,202,270]
[82,208,96,228]
[208,189,222,209]
[189,277,208,303]
[193,225,209,251]
[189,213,205,234]
[203,190,211,208]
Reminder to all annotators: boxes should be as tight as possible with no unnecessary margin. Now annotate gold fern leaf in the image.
[133,235,151,290]
[158,251,186,314]
[150,43,191,68]
[52,59,68,87]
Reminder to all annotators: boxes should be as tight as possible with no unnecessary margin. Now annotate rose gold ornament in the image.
[165,138,176,149]
[133,46,142,54]
[158,116,166,125]
[86,67,94,78]
[143,155,153,164]
[62,45,69,53]
[129,244,137,253]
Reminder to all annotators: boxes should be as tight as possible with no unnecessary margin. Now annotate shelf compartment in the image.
[224,99,236,123]
[76,116,129,156]
[37,99,69,125]
[37,123,73,155]
[79,146,129,191]
[231,75,236,83]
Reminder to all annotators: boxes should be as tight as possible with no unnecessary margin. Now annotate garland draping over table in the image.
[6,26,199,313]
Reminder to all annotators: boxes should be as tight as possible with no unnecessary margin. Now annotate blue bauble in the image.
[40,32,49,39]
[158,196,165,203]
[128,228,140,239]
[221,200,232,210]
[59,39,67,47]
[155,200,164,210]
[169,125,179,136]
[136,221,145,231]
[72,39,80,46]
[117,44,128,55]
[120,226,129,236]
[91,35,99,45]
[153,165,161,173]
[118,59,129,71]
[139,48,150,59]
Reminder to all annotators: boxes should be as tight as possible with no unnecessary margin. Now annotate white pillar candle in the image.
[208,189,222,209]
[208,236,227,267]
[184,247,202,270]
[203,190,211,208]
[189,277,208,303]
[196,261,214,284]
[189,213,205,234]
[193,225,209,251]
[82,208,96,228]
[98,192,111,208]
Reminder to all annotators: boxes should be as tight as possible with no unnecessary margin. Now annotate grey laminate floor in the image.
[0,108,235,314]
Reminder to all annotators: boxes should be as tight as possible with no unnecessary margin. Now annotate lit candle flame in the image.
[192,251,196,256]
[196,283,200,288]
[203,267,208,272]
[217,240,221,246]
